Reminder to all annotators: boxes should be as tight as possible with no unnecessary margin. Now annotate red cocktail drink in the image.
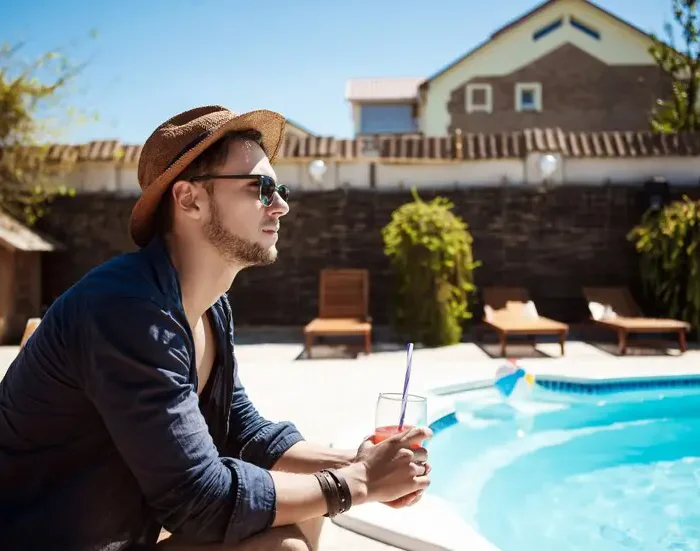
[373,424,421,448]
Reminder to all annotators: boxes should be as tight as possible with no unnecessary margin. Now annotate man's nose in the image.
[267,190,289,217]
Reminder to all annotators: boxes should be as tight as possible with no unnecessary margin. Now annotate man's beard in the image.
[203,200,277,267]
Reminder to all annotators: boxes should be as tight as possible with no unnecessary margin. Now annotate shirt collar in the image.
[141,235,185,312]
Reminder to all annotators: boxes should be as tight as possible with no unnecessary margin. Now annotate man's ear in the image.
[171,180,202,219]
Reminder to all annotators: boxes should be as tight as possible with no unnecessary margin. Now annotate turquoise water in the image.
[428,381,700,551]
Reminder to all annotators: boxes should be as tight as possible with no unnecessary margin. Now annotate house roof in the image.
[39,142,144,164]
[419,0,657,92]
[343,1,661,101]
[345,77,426,102]
[21,118,315,165]
[16,127,700,166]
[0,211,62,252]
[281,128,700,161]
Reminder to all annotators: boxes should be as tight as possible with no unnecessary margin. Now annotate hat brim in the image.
[129,109,286,248]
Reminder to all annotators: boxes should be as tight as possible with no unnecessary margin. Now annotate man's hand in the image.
[348,427,432,509]
[381,462,431,509]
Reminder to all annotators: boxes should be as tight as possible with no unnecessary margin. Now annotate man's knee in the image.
[156,521,319,551]
[279,533,311,551]
[262,523,312,551]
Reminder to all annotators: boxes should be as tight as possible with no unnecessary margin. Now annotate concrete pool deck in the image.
[2,337,699,550]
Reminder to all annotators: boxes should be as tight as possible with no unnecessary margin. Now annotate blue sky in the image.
[1,0,674,143]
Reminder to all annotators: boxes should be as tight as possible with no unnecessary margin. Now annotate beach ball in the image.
[494,359,535,401]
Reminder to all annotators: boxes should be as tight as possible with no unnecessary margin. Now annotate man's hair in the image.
[153,129,266,236]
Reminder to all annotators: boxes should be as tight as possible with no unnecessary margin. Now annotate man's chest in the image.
[192,312,217,395]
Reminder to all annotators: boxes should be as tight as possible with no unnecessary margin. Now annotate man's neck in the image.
[164,233,242,327]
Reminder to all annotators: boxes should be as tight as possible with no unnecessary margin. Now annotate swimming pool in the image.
[427,377,700,551]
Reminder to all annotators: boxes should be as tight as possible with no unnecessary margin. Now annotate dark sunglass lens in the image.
[277,185,290,202]
[259,177,276,206]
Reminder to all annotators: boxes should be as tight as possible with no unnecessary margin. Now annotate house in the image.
[14,0,700,199]
[345,77,425,136]
[346,0,671,136]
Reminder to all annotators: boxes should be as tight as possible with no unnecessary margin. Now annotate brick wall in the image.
[36,185,700,326]
[447,43,671,134]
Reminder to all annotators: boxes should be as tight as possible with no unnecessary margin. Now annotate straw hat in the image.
[129,105,286,247]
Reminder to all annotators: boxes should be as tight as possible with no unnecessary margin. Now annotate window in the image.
[465,83,492,113]
[532,18,563,40]
[569,16,600,39]
[359,104,418,134]
[515,83,542,112]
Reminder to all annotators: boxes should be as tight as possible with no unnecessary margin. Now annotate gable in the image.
[420,0,659,135]
[453,43,667,104]
[445,43,669,134]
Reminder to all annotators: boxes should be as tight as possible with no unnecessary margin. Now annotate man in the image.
[0,106,431,551]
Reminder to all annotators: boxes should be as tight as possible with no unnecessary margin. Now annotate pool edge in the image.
[330,380,498,551]
[331,493,499,551]
[329,370,700,551]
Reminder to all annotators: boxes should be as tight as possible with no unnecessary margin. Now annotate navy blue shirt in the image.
[0,237,305,550]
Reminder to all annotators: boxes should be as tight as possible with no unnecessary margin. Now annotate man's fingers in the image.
[383,489,426,510]
[383,493,416,509]
[417,461,431,476]
[357,435,375,452]
[399,426,432,447]
[413,473,431,489]
[384,498,409,509]
[385,425,431,444]
[409,460,430,478]
[411,446,428,463]
[406,489,424,506]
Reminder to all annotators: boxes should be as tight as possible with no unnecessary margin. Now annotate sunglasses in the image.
[190,174,290,206]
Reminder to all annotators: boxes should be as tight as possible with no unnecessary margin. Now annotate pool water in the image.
[427,381,700,551]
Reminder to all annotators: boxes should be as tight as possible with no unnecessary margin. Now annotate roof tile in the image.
[5,128,700,166]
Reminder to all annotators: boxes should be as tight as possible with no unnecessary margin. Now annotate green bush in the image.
[381,188,480,347]
[627,195,700,339]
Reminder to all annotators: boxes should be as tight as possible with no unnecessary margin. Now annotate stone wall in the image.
[36,185,700,326]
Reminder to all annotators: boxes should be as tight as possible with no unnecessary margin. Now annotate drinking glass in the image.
[373,392,427,445]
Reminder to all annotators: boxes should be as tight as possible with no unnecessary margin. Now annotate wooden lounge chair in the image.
[481,287,569,357]
[582,286,690,355]
[19,318,41,349]
[303,269,372,359]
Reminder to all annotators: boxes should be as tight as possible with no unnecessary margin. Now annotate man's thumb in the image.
[357,434,375,453]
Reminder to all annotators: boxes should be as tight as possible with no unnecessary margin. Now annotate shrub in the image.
[627,195,700,339]
[381,188,480,347]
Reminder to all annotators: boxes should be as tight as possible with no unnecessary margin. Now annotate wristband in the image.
[313,470,338,517]
[325,469,352,513]
[314,469,352,517]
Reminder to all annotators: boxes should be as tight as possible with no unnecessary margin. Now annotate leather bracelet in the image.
[314,469,352,517]
[322,470,342,517]
[318,469,352,517]
[314,471,340,517]
[325,469,352,514]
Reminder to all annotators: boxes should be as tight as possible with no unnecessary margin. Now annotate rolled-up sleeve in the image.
[79,297,277,544]
[224,369,305,470]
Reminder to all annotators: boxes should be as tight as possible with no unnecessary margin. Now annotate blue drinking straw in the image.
[398,342,414,429]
